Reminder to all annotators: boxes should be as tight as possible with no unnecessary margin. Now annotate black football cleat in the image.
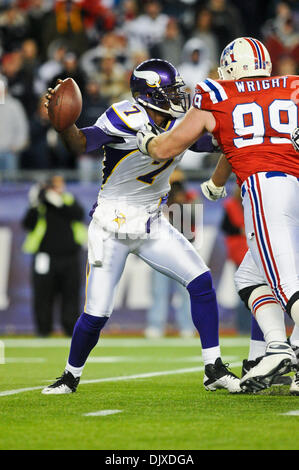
[204,357,241,393]
[42,370,80,395]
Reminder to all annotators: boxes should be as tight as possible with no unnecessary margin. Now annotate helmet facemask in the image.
[149,79,190,117]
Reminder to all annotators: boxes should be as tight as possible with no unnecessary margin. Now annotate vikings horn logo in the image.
[113,212,126,229]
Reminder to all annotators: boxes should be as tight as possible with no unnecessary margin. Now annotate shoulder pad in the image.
[193,78,229,111]
[95,100,148,138]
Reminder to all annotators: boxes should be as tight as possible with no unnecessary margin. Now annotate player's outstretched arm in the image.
[137,108,216,161]
[201,154,232,201]
[45,81,87,155]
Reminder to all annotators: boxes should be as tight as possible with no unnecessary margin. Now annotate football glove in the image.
[137,123,160,155]
[201,178,227,201]
[212,136,221,152]
[291,127,299,152]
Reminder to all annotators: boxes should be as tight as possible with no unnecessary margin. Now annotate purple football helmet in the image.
[130,59,190,118]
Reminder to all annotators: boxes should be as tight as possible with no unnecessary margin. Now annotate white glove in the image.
[137,123,160,155]
[201,178,227,201]
[212,136,221,152]
[291,127,299,152]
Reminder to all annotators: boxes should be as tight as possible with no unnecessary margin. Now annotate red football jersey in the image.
[193,75,299,184]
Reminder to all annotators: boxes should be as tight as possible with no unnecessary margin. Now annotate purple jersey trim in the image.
[106,106,137,136]
[189,133,215,153]
[81,126,124,153]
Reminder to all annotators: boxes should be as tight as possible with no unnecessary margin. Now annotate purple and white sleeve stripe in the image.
[80,126,124,153]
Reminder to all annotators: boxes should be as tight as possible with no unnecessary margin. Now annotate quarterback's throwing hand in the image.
[137,123,160,154]
[201,178,227,201]
[291,127,299,152]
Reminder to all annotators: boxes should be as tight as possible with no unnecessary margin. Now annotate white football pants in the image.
[84,215,209,317]
[241,172,299,312]
[235,249,266,292]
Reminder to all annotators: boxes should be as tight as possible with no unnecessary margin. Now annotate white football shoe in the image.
[42,371,80,395]
[240,341,296,393]
[204,357,241,393]
[290,371,299,396]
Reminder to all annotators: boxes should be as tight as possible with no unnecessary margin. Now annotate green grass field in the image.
[0,335,298,450]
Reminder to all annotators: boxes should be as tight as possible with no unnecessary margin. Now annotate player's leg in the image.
[136,216,241,393]
[173,280,196,337]
[239,174,298,390]
[236,249,287,348]
[42,236,130,394]
[235,251,267,362]
[244,173,299,321]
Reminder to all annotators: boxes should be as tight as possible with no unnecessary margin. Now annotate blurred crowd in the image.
[0,0,298,172]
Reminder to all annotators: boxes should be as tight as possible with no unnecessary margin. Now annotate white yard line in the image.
[83,410,123,417]
[4,358,46,363]
[86,355,239,363]
[0,362,242,397]
[280,410,299,416]
[0,337,249,348]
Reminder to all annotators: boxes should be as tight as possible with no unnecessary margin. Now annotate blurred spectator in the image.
[26,0,51,60]
[20,95,51,169]
[263,1,295,38]
[22,174,87,337]
[124,0,169,55]
[220,185,250,333]
[263,2,299,74]
[129,48,150,70]
[40,0,89,58]
[21,38,40,73]
[34,40,67,95]
[178,38,211,96]
[207,0,244,48]
[77,79,109,128]
[191,7,219,68]
[145,169,197,339]
[276,54,298,75]
[78,0,116,43]
[80,31,130,77]
[157,17,184,67]
[0,74,28,171]
[118,0,139,24]
[90,53,128,104]
[1,49,37,115]
[76,79,109,181]
[50,51,87,91]
[48,127,78,169]
[0,1,28,52]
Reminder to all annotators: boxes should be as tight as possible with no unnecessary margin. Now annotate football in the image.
[47,78,82,132]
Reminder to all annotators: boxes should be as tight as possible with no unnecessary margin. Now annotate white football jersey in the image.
[94,100,184,208]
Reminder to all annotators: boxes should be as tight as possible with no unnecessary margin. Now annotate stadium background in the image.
[0,0,298,336]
